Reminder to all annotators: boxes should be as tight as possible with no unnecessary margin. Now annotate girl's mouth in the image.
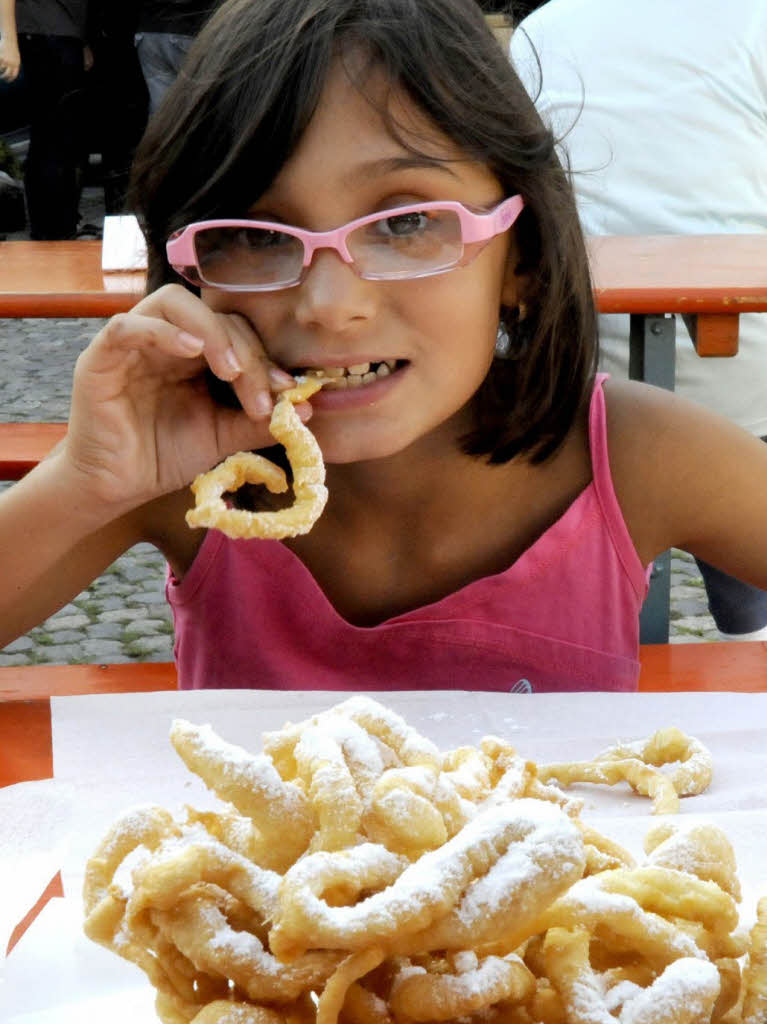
[296,359,406,390]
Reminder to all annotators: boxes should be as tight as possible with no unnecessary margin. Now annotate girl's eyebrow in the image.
[344,154,461,184]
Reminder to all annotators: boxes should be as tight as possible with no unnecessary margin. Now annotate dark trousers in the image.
[18,34,85,239]
[695,558,767,634]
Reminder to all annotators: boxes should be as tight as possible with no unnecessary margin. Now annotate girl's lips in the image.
[305,360,409,410]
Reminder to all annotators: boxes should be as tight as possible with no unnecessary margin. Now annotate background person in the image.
[3,0,89,239]
[83,1,148,215]
[0,0,20,80]
[135,0,222,115]
[511,0,767,641]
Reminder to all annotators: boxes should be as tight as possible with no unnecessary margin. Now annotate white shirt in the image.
[510,0,767,434]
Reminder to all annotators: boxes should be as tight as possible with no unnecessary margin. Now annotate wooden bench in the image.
[0,422,67,480]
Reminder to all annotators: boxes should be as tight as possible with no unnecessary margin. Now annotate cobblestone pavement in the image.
[0,200,720,666]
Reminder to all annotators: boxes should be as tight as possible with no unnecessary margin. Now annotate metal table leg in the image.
[628,313,676,643]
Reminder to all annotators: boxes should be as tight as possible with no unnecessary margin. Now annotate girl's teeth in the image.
[306,360,399,388]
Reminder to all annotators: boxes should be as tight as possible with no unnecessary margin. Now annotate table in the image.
[2,687,766,1020]
[0,240,145,318]
[3,234,766,333]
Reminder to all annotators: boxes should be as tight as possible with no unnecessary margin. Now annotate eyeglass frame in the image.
[165,195,525,292]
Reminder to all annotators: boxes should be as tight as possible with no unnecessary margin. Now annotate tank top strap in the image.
[588,373,647,591]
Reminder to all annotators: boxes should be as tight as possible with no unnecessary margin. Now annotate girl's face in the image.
[204,59,523,465]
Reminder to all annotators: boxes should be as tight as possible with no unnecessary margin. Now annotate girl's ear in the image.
[500,258,531,311]
[500,229,532,310]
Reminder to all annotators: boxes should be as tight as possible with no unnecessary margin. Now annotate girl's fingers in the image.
[127,285,246,383]
[87,286,302,423]
[82,310,207,375]
[219,312,297,421]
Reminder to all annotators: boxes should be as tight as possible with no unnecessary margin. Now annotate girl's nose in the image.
[293,248,376,332]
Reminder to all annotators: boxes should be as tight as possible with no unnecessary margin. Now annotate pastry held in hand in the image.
[186,377,327,540]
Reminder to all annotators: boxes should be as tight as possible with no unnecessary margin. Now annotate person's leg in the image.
[19,34,84,239]
[135,32,192,116]
[693,558,767,639]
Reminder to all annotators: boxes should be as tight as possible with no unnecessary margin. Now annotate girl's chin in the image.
[319,435,414,466]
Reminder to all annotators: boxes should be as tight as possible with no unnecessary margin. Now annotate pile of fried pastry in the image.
[82,696,767,1024]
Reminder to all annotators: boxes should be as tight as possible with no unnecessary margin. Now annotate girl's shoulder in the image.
[601,376,767,564]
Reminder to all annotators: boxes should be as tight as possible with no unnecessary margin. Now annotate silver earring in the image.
[494,321,511,358]
[496,303,532,360]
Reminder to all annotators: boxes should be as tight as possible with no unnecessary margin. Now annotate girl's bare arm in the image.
[607,377,767,588]
[0,285,298,648]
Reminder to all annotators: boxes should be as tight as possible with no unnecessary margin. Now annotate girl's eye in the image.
[378,211,430,237]
[239,227,291,249]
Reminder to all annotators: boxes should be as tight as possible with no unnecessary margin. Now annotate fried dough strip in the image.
[127,838,281,924]
[598,726,714,797]
[190,1002,288,1024]
[594,866,739,935]
[393,800,585,955]
[644,822,742,901]
[186,376,327,539]
[272,801,584,960]
[83,804,180,915]
[537,873,707,966]
[170,719,314,862]
[742,896,767,1024]
[293,723,366,852]
[363,766,449,858]
[543,927,720,1024]
[317,947,386,1024]
[334,696,442,770]
[537,755,679,814]
[389,953,535,1021]
[153,886,341,1003]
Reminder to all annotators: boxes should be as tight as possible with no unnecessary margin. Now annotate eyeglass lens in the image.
[192,208,466,287]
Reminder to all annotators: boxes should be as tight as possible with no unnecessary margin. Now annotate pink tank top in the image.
[168,375,649,693]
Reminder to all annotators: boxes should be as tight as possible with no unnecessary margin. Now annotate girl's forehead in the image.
[259,59,499,202]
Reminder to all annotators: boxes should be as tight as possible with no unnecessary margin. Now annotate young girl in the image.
[3,0,767,693]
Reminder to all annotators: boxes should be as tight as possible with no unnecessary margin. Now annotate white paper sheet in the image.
[0,779,74,955]
[101,214,147,271]
[4,689,767,1018]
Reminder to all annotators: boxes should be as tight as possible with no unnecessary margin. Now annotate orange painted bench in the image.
[0,422,67,479]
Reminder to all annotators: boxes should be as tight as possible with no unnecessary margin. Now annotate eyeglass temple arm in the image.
[462,195,525,243]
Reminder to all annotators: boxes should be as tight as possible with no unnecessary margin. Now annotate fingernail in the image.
[253,390,273,417]
[225,349,243,376]
[268,366,295,388]
[177,330,204,354]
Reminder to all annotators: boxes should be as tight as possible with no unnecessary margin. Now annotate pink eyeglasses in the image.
[165,196,524,291]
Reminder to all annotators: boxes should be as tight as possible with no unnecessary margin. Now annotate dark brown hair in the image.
[129,0,597,463]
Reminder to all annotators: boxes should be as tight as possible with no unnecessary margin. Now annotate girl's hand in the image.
[63,285,304,512]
